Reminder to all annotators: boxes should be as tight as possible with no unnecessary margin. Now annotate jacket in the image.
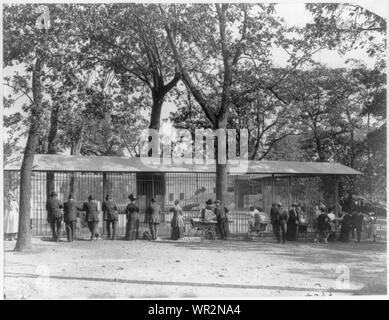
[146,203,161,224]
[213,206,229,221]
[270,207,280,224]
[63,200,82,223]
[83,201,99,222]
[126,202,140,223]
[46,198,63,220]
[279,209,288,224]
[102,200,118,221]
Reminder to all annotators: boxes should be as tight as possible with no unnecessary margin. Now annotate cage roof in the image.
[4,154,361,176]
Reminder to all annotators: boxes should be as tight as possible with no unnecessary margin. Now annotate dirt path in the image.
[3,236,387,299]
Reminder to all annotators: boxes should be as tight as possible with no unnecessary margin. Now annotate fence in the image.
[4,170,332,238]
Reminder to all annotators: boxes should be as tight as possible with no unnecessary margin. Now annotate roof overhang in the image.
[3,154,362,176]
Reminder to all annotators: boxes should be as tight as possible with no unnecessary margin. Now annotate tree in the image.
[162,3,323,204]
[69,3,181,133]
[3,4,82,250]
[306,3,386,69]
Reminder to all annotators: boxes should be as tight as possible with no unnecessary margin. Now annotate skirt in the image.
[4,209,19,234]
[171,215,185,240]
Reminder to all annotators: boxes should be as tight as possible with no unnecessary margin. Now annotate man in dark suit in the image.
[339,211,353,242]
[125,194,140,240]
[102,194,118,240]
[46,192,63,242]
[213,200,229,240]
[63,194,82,242]
[351,211,359,240]
[83,195,100,241]
[146,198,161,240]
[354,211,364,243]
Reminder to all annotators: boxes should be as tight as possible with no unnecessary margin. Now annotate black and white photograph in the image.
[1,0,387,302]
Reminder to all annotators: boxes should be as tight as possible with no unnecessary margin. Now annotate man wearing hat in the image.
[270,203,281,243]
[102,194,118,240]
[339,210,353,242]
[213,200,229,240]
[63,194,83,242]
[145,198,161,240]
[353,211,364,243]
[45,192,64,242]
[82,195,100,241]
[125,194,140,240]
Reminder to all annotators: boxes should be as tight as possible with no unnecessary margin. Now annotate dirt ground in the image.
[3,235,387,299]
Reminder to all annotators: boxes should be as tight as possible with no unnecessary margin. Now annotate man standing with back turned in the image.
[46,192,63,242]
[270,203,281,243]
[102,194,118,240]
[146,198,161,240]
[63,194,82,242]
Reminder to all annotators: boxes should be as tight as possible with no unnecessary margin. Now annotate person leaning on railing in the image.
[145,198,161,241]
[46,192,63,242]
[83,195,100,241]
[63,193,83,242]
[213,200,229,240]
[102,194,118,240]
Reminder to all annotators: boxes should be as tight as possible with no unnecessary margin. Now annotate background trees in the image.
[3,3,386,250]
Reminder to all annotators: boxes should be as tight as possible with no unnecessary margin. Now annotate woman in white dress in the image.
[4,192,19,240]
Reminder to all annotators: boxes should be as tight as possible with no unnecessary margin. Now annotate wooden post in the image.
[288,176,292,211]
[102,172,110,236]
[334,176,339,216]
[271,174,275,204]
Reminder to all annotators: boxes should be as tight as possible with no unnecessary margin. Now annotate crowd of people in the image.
[268,201,379,244]
[44,192,168,242]
[3,190,380,244]
[43,192,234,242]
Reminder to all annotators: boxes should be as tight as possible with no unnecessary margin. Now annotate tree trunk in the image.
[216,163,228,205]
[46,104,60,198]
[148,96,163,157]
[350,129,355,168]
[69,126,83,196]
[15,56,43,252]
[215,118,228,205]
[149,95,163,131]
[14,132,40,251]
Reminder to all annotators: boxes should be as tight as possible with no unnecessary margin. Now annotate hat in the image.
[106,194,112,200]
[292,202,299,207]
[369,212,375,216]
[151,198,156,203]
[88,195,95,200]
[129,194,137,201]
[277,202,282,207]
[249,205,255,210]
[50,192,57,197]
[205,199,214,205]
[215,200,221,205]
[68,194,74,199]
